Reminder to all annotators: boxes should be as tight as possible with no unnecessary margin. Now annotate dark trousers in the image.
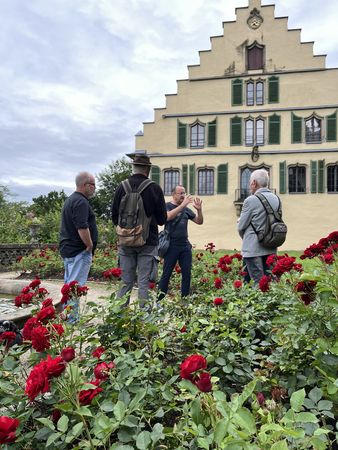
[243,254,272,283]
[158,242,192,300]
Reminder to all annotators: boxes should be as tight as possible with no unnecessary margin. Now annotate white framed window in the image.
[164,170,180,196]
[198,168,214,195]
[245,117,265,145]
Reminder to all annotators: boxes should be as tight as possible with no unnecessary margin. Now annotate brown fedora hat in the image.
[132,154,152,166]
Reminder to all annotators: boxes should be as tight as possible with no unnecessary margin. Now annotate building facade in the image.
[135,0,338,250]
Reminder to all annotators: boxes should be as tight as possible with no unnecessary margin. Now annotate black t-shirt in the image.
[166,202,195,245]
[59,192,98,258]
[111,174,167,246]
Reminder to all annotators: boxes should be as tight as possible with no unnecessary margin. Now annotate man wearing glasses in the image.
[59,171,98,323]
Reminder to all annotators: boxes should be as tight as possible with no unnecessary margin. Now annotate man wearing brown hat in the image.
[111,154,167,307]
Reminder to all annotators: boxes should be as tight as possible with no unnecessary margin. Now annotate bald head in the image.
[75,172,96,198]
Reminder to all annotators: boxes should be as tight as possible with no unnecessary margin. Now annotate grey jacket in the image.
[237,187,280,257]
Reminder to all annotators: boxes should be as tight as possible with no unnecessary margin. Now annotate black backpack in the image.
[116,179,154,247]
[253,193,287,248]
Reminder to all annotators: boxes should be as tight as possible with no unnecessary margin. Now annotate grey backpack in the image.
[254,193,287,248]
[116,179,154,247]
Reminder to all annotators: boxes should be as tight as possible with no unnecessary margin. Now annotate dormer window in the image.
[247,42,264,70]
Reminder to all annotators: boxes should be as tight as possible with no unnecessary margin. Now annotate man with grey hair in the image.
[237,169,281,283]
[59,171,98,323]
[111,154,167,307]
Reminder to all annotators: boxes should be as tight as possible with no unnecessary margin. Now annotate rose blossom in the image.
[29,279,41,289]
[25,361,50,401]
[0,416,20,444]
[46,355,66,378]
[256,392,265,406]
[41,298,53,308]
[36,305,56,323]
[92,346,105,359]
[194,372,212,392]
[214,278,222,289]
[233,280,242,289]
[61,347,76,362]
[0,332,16,343]
[259,275,271,292]
[51,324,65,336]
[79,385,103,405]
[94,362,115,381]
[213,297,224,306]
[180,354,207,380]
[22,317,40,340]
[180,325,187,333]
[31,326,51,352]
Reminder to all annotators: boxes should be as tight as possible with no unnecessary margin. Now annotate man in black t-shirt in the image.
[59,171,98,323]
[111,154,167,306]
[158,185,203,301]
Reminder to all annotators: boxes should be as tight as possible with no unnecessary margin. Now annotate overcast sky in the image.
[1,0,337,202]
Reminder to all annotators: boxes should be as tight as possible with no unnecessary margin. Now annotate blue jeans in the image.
[158,242,192,300]
[63,249,92,323]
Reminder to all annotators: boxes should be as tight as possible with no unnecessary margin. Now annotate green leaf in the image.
[129,388,147,411]
[191,398,203,425]
[290,388,305,412]
[179,379,199,394]
[136,430,152,449]
[71,422,84,437]
[213,419,229,445]
[308,387,322,404]
[197,437,210,449]
[317,400,333,411]
[114,400,127,421]
[271,441,288,450]
[36,418,55,430]
[3,356,16,370]
[74,406,93,417]
[121,415,139,428]
[98,413,113,430]
[151,423,165,444]
[233,407,256,434]
[110,445,135,450]
[101,400,115,412]
[295,412,318,423]
[57,415,69,433]
[46,432,61,447]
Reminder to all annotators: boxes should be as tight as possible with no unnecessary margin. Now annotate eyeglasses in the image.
[86,182,96,186]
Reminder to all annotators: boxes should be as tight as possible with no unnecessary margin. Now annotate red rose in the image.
[194,372,212,392]
[21,286,30,294]
[259,275,271,292]
[61,347,76,362]
[213,297,224,306]
[149,282,156,289]
[214,278,222,289]
[22,292,35,305]
[256,392,265,406]
[180,354,207,380]
[175,265,181,274]
[79,386,103,405]
[0,416,20,444]
[25,361,50,401]
[212,268,218,274]
[22,317,40,341]
[92,346,105,358]
[14,295,23,307]
[38,287,49,298]
[31,326,50,352]
[51,324,65,336]
[51,409,61,424]
[61,284,71,295]
[36,305,56,323]
[111,268,122,278]
[321,253,334,264]
[46,355,66,378]
[0,332,16,343]
[69,281,78,287]
[94,362,115,381]
[180,325,187,333]
[29,279,41,289]
[61,294,69,304]
[41,298,53,308]
[233,280,242,289]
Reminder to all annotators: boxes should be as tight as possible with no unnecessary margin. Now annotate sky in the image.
[1,0,338,203]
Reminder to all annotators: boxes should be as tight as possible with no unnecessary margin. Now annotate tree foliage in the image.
[31,190,67,216]
[91,157,132,219]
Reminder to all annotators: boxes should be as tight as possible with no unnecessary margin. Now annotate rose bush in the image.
[0,232,337,448]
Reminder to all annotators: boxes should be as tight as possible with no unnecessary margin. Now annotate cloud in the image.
[0,0,337,201]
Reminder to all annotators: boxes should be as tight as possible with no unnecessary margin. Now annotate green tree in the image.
[31,190,67,216]
[91,157,132,219]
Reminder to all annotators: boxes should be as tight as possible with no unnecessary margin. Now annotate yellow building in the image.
[135,0,338,251]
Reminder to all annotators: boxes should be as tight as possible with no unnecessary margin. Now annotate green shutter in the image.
[318,160,325,193]
[189,164,195,195]
[268,114,280,144]
[177,121,187,148]
[292,113,302,143]
[182,164,188,190]
[268,76,279,103]
[217,164,228,194]
[231,117,242,145]
[207,119,217,147]
[150,165,160,185]
[326,111,337,142]
[279,161,286,194]
[232,79,243,106]
[310,160,317,193]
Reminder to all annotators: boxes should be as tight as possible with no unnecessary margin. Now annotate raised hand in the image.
[182,194,194,207]
[193,197,202,210]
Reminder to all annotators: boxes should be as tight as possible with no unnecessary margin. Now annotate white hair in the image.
[250,169,269,187]
[75,172,93,187]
